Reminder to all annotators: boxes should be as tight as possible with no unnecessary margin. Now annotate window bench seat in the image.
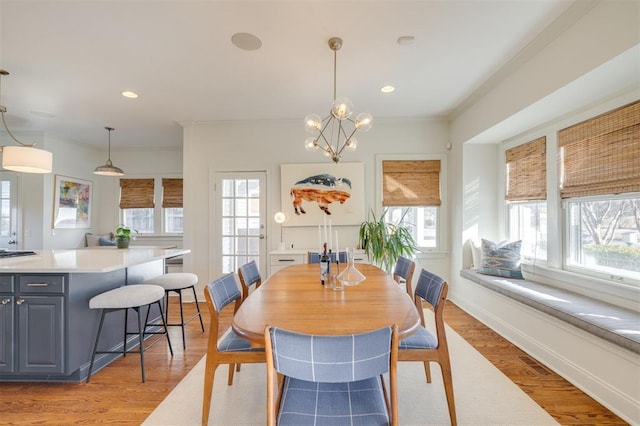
[459,269,640,355]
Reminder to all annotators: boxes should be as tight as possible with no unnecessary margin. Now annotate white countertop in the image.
[0,247,189,273]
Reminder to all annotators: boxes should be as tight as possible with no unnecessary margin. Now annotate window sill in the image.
[521,263,640,312]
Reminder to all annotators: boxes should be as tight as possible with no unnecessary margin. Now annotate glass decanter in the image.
[337,247,366,286]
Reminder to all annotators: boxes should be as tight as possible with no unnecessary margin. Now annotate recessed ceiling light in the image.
[397,36,415,46]
[380,85,395,93]
[121,91,138,99]
[231,32,262,51]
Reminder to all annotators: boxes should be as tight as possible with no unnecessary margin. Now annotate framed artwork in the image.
[53,175,92,229]
[280,162,365,226]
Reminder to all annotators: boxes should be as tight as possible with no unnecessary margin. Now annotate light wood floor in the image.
[0,299,626,425]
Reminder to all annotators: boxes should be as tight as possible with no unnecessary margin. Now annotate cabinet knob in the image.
[1,298,10,305]
[16,298,25,305]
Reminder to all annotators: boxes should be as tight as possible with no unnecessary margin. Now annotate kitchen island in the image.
[0,247,188,382]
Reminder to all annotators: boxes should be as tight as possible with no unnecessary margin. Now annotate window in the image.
[505,137,547,261]
[559,101,640,283]
[119,177,183,235]
[508,201,547,260]
[566,195,640,281]
[162,178,183,234]
[381,159,443,251]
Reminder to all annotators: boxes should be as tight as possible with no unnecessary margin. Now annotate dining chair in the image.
[393,255,415,298]
[237,260,262,302]
[398,269,457,425]
[202,272,265,425]
[308,251,346,263]
[265,324,399,426]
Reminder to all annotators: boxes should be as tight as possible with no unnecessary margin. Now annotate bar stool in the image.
[144,272,205,349]
[87,284,173,383]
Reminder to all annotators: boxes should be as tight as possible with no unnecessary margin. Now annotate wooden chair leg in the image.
[202,358,218,426]
[440,359,457,426]
[227,363,235,385]
[423,361,432,383]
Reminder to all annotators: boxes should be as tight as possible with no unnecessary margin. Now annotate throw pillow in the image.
[85,233,100,247]
[470,240,482,270]
[98,236,116,246]
[480,239,523,279]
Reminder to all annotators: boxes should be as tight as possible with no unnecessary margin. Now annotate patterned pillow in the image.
[98,236,116,246]
[480,239,523,279]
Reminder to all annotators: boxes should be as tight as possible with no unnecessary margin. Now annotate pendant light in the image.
[94,126,124,176]
[0,69,53,173]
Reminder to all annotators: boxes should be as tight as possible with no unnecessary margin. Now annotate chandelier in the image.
[0,69,53,173]
[304,37,372,163]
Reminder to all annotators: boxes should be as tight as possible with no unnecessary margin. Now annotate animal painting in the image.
[290,174,352,215]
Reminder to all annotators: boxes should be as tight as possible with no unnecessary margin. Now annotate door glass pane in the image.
[222,180,233,197]
[219,176,264,275]
[0,182,10,236]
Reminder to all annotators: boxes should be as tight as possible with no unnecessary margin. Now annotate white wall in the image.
[182,118,449,293]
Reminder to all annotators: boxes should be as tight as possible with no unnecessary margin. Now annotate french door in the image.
[0,173,18,250]
[214,172,267,279]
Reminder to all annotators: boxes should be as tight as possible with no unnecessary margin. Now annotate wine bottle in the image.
[320,242,330,285]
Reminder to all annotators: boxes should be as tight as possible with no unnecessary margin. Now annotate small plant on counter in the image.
[115,225,138,248]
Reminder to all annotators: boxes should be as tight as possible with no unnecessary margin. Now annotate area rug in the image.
[143,323,558,425]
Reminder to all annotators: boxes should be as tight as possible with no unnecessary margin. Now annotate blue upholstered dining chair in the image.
[264,325,399,426]
[393,255,416,298]
[237,260,262,302]
[398,269,457,426]
[308,251,347,263]
[201,272,265,425]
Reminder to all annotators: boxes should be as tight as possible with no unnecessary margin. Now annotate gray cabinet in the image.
[0,275,15,372]
[0,274,65,374]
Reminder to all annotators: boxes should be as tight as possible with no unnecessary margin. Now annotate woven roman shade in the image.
[505,137,547,201]
[382,160,441,206]
[558,100,640,199]
[162,178,183,208]
[119,178,155,209]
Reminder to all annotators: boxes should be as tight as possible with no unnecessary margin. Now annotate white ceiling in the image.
[0,0,589,149]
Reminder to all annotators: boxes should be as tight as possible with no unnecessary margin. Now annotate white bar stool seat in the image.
[144,272,205,349]
[87,284,173,383]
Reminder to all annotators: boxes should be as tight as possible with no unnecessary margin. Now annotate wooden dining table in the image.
[232,262,421,345]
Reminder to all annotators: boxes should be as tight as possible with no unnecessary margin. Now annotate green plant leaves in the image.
[358,208,417,273]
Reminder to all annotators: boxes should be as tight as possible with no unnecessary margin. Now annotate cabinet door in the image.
[17,296,64,374]
[0,295,14,372]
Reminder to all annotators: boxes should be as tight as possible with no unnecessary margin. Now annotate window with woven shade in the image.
[119,178,155,209]
[505,137,546,201]
[382,160,441,207]
[162,178,183,208]
[559,100,640,199]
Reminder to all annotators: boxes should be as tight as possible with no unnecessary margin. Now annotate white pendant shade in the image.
[2,145,53,173]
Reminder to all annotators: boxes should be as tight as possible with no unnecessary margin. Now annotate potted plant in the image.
[115,225,138,249]
[358,209,417,274]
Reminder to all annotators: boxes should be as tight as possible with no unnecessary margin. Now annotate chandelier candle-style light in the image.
[304,37,373,163]
[0,69,53,173]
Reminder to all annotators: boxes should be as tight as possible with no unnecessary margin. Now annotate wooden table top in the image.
[232,263,421,345]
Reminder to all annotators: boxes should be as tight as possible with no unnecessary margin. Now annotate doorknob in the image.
[16,298,25,305]
[7,240,16,245]
[1,298,10,305]
[259,234,265,239]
